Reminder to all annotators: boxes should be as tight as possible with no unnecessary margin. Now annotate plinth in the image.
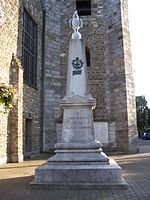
[31,12,128,190]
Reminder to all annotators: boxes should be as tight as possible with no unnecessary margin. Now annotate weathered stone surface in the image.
[42,0,62,152]
[0,0,43,164]
[103,0,138,152]
[31,158,127,189]
[20,0,43,156]
[0,111,8,164]
[8,57,24,163]
[94,122,109,144]
[49,37,109,164]
[0,0,21,164]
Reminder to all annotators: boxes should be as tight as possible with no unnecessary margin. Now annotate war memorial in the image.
[31,12,127,189]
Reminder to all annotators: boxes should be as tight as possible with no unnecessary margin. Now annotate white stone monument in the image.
[31,12,127,189]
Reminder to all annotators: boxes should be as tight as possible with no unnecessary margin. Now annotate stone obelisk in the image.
[31,12,127,189]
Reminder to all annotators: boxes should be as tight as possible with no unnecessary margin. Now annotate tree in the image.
[148,108,150,127]
[136,96,149,137]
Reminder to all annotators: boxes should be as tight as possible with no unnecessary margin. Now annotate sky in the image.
[128,0,150,106]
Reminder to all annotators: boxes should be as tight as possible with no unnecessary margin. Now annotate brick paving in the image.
[0,139,150,200]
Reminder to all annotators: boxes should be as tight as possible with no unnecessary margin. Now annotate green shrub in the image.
[0,83,15,111]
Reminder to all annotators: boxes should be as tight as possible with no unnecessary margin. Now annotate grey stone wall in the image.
[0,111,8,164]
[0,0,20,164]
[42,0,62,152]
[103,0,138,152]
[0,0,43,164]
[18,0,43,155]
[8,57,24,163]
[120,0,138,151]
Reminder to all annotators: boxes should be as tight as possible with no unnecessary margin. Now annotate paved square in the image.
[0,140,150,200]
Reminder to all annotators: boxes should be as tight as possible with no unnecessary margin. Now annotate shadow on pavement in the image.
[0,140,150,200]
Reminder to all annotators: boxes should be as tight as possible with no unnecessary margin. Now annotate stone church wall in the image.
[0,0,20,164]
[120,0,138,151]
[18,0,43,155]
[0,0,43,164]
[42,0,62,152]
[103,0,138,152]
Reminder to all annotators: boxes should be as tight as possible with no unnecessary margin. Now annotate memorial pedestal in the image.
[31,158,127,190]
[31,95,127,189]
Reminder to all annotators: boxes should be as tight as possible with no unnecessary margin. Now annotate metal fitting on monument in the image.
[69,11,83,39]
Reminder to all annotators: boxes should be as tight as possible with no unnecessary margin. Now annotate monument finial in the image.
[69,11,83,39]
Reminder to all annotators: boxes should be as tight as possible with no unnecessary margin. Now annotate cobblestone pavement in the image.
[0,139,150,200]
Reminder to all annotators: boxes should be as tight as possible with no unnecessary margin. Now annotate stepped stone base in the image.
[31,158,128,190]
